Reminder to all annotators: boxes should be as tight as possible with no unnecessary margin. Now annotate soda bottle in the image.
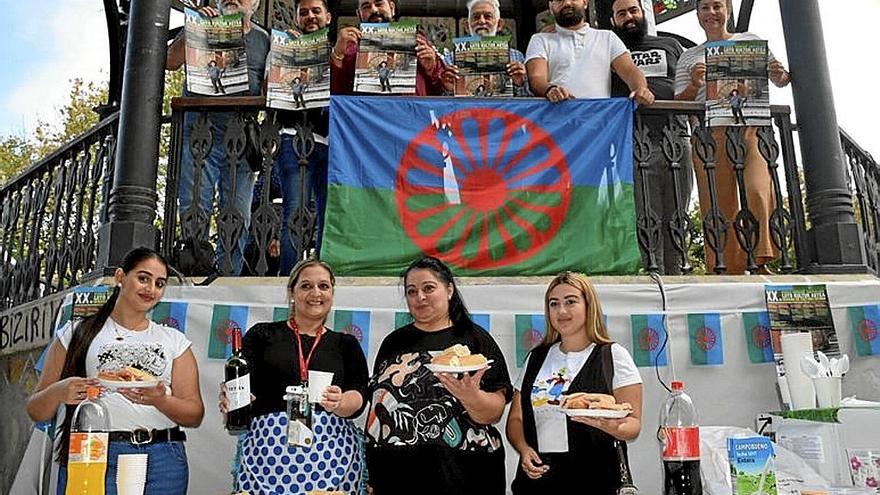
[66,386,109,495]
[659,381,702,495]
[225,327,252,432]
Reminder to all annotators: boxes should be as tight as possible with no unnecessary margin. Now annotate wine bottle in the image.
[225,328,251,432]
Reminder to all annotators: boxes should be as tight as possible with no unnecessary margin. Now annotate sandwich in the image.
[431,344,488,367]
[562,392,632,412]
[98,366,158,382]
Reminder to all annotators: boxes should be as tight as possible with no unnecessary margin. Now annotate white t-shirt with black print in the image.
[58,318,192,431]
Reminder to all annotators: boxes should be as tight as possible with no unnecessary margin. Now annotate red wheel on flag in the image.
[694,326,717,351]
[522,328,544,350]
[396,108,571,270]
[751,325,772,349]
[858,319,878,342]
[216,319,240,344]
[343,323,364,343]
[639,327,660,352]
[160,317,181,331]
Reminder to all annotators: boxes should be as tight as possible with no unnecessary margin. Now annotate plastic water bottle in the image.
[659,381,702,495]
[66,386,109,495]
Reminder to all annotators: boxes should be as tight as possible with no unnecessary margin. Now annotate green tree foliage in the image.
[0,78,108,186]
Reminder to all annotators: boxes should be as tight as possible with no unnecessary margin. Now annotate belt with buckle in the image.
[108,427,186,445]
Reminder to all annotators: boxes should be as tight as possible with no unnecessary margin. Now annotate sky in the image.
[0,0,877,159]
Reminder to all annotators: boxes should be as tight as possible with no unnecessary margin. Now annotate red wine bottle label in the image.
[226,374,251,412]
[661,426,701,460]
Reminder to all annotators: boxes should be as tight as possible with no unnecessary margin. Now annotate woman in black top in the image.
[506,271,644,494]
[365,256,512,495]
[221,259,369,494]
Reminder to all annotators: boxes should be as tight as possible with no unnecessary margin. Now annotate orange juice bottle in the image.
[66,386,109,495]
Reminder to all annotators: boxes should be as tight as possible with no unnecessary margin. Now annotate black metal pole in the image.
[96,0,172,271]
[778,0,866,272]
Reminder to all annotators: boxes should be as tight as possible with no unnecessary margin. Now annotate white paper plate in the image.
[424,360,493,373]
[563,408,630,418]
[98,378,161,389]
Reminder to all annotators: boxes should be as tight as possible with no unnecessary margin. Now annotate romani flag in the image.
[207,304,250,359]
[151,301,189,334]
[742,311,774,363]
[630,314,668,367]
[687,313,723,365]
[515,314,546,368]
[332,309,371,357]
[323,96,639,276]
[847,305,880,357]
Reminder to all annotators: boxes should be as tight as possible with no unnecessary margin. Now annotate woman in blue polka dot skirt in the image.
[221,259,369,494]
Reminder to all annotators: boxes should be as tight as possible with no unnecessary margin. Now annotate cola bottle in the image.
[659,381,702,495]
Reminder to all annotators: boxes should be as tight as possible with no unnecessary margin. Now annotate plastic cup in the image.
[116,454,148,495]
[307,370,334,403]
[813,376,842,408]
[780,333,816,410]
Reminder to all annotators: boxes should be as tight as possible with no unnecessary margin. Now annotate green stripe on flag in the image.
[395,311,414,329]
[742,311,774,364]
[688,314,709,365]
[273,306,289,322]
[322,185,639,276]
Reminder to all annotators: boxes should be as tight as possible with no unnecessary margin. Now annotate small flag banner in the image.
[687,313,724,365]
[848,305,880,357]
[742,311,774,363]
[630,314,668,367]
[515,314,546,367]
[273,306,289,322]
[56,302,73,332]
[472,313,491,332]
[395,311,414,329]
[333,310,371,356]
[151,302,189,334]
[208,305,250,359]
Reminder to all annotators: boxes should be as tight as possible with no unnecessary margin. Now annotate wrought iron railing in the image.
[842,129,879,273]
[163,98,809,277]
[0,113,119,311]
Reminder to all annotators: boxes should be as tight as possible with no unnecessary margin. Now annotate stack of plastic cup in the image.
[116,453,148,495]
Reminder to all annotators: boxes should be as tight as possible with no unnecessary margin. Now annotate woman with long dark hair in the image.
[27,247,204,494]
[506,272,643,494]
[365,256,512,495]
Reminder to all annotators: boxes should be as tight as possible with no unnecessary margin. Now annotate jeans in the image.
[277,135,328,275]
[179,111,256,275]
[57,441,188,495]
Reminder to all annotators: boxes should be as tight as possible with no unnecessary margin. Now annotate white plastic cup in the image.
[116,453,148,495]
[780,333,816,410]
[307,370,334,403]
[813,376,842,408]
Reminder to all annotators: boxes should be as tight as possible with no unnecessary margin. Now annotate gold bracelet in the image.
[331,49,345,62]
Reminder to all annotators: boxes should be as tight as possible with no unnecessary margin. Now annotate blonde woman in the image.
[506,272,643,494]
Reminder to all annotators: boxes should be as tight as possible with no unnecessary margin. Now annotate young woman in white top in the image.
[27,247,204,494]
[506,271,643,494]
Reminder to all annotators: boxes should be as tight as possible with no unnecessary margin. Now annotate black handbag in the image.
[171,237,217,277]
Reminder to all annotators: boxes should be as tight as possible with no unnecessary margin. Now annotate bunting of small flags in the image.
[848,305,880,357]
[273,306,289,322]
[687,313,724,365]
[515,314,546,367]
[742,311,774,363]
[208,305,250,359]
[151,301,189,334]
[630,314,668,367]
[332,310,371,357]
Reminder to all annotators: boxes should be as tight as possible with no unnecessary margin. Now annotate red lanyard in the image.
[288,319,324,383]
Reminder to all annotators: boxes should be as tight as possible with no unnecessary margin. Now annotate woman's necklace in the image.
[110,317,149,341]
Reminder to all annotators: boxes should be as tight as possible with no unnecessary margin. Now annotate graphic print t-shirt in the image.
[366,322,512,495]
[59,318,191,430]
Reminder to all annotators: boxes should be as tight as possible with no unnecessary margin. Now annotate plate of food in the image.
[97,367,161,388]
[424,344,493,373]
[561,392,632,419]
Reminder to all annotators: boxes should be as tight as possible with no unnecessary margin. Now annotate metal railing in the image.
[0,113,119,311]
[162,98,810,277]
[842,129,879,273]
